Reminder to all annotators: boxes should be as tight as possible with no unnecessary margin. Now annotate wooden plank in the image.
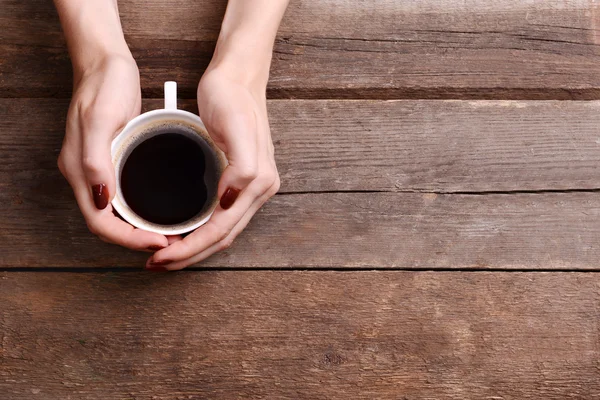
[3,0,600,98]
[1,271,599,398]
[271,99,600,193]
[2,99,600,268]
[4,99,600,194]
[4,188,600,269]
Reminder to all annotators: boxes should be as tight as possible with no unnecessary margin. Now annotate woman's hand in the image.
[146,65,280,270]
[146,0,289,271]
[58,54,169,251]
[54,0,169,251]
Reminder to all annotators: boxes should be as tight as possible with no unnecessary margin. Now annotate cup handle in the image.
[164,81,177,110]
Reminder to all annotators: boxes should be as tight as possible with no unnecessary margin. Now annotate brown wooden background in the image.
[2,0,600,398]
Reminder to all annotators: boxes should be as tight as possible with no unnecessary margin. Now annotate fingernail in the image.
[149,259,172,266]
[220,187,240,210]
[145,265,169,272]
[92,184,109,210]
[147,245,165,251]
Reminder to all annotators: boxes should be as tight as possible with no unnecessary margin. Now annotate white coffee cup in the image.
[111,81,227,235]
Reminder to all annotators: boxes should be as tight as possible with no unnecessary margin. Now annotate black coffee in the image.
[121,133,207,225]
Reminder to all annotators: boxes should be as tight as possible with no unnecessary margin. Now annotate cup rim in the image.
[111,109,226,235]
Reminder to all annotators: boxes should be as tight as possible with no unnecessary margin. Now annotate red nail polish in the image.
[92,184,109,210]
[220,187,240,210]
[147,245,165,251]
[145,265,169,272]
[149,259,172,266]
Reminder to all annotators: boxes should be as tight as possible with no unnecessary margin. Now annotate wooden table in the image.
[2,1,600,398]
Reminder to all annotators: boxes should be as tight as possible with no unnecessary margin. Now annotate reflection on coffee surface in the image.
[121,132,207,225]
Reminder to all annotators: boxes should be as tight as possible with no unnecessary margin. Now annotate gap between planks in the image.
[9,90,600,100]
[277,188,600,195]
[4,267,600,273]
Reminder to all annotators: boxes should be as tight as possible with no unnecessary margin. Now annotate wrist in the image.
[205,0,288,92]
[72,53,138,94]
[73,48,135,83]
[206,38,272,93]
[54,0,132,79]
[70,28,132,79]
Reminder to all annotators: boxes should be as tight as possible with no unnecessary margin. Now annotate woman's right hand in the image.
[58,54,169,251]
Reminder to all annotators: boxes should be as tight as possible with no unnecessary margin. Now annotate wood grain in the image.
[270,99,600,193]
[5,187,600,269]
[3,0,600,98]
[2,99,600,268]
[4,99,600,194]
[1,271,599,399]
[4,3,598,399]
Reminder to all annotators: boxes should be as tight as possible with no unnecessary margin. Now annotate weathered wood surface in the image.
[4,1,600,398]
[271,100,600,193]
[4,99,600,194]
[2,99,600,268]
[3,0,600,98]
[4,189,600,269]
[1,271,599,399]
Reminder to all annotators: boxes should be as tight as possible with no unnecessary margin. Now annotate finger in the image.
[149,186,258,264]
[71,177,168,251]
[166,235,183,245]
[80,119,123,210]
[92,209,169,251]
[148,185,272,271]
[214,112,259,208]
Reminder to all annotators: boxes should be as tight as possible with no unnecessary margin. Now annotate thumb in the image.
[81,127,118,210]
[215,113,258,210]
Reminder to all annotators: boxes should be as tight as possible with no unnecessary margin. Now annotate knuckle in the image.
[81,155,103,176]
[220,236,235,251]
[270,174,281,195]
[80,104,125,135]
[236,163,258,183]
[256,169,280,195]
[258,171,276,188]
[57,146,77,178]
[57,154,67,176]
[81,102,112,126]
[211,223,230,243]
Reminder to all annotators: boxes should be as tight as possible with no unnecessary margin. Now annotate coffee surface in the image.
[121,133,207,225]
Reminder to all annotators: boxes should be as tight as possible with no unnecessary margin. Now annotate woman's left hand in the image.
[146,66,280,270]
